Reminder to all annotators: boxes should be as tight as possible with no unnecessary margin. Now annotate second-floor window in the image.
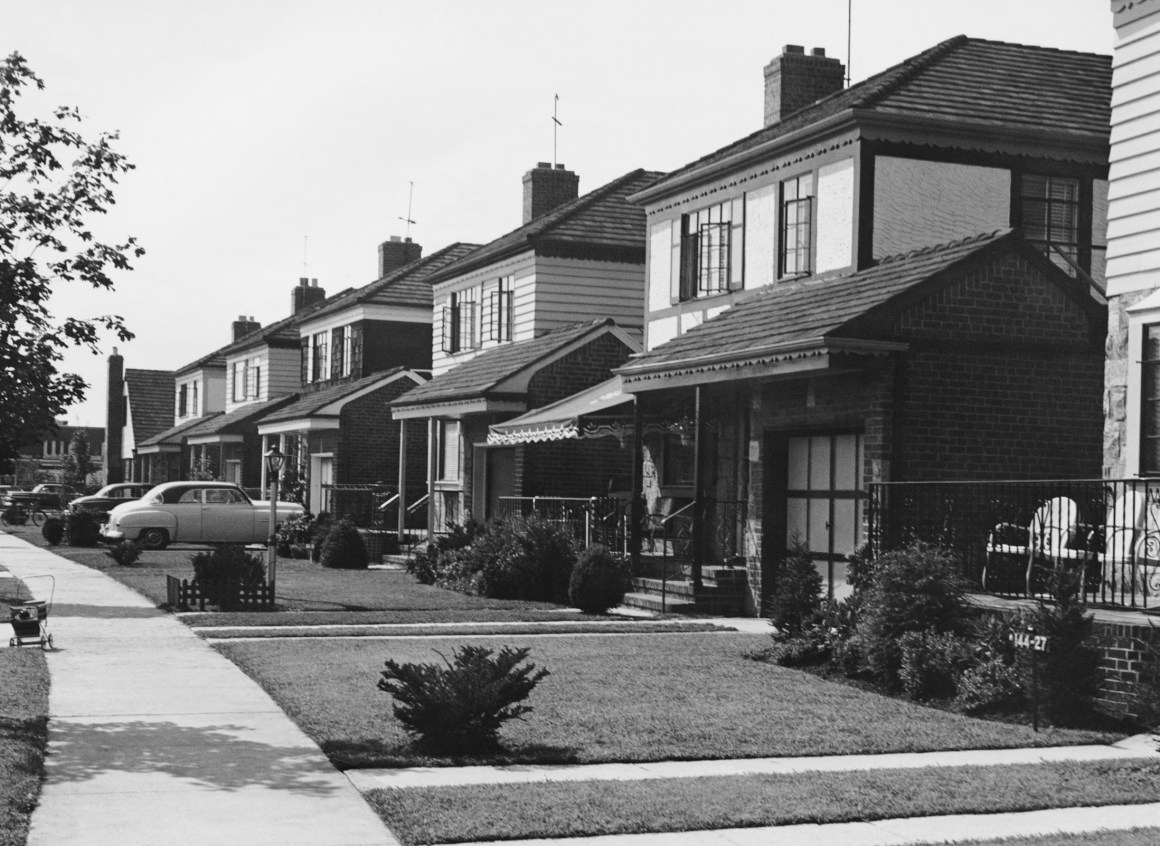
[247,364,260,399]
[232,362,247,402]
[178,385,188,416]
[442,290,478,354]
[677,199,743,301]
[1020,173,1080,276]
[310,332,328,382]
[488,276,514,342]
[780,173,814,278]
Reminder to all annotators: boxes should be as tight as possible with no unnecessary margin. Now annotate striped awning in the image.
[487,377,634,446]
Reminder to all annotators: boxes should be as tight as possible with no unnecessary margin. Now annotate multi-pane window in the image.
[780,173,814,278]
[232,362,247,402]
[309,332,328,382]
[438,420,461,481]
[676,199,744,301]
[1142,325,1160,476]
[191,383,199,416]
[442,290,478,353]
[488,276,514,342]
[178,385,188,417]
[247,364,260,399]
[1020,174,1080,276]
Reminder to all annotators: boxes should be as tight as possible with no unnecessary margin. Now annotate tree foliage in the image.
[0,52,142,468]
[60,429,95,490]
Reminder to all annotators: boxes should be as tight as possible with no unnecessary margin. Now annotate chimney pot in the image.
[378,237,423,277]
[299,277,308,286]
[522,162,580,224]
[290,280,326,314]
[390,235,401,242]
[311,279,318,287]
[764,44,845,127]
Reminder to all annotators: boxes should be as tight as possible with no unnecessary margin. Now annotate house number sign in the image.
[1009,630,1049,652]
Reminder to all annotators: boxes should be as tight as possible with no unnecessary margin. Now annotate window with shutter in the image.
[331,327,344,380]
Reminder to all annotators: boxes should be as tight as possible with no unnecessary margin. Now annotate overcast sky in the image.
[4,0,1115,426]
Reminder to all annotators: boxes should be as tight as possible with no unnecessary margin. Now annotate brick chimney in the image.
[231,315,261,341]
[291,278,326,314]
[522,162,579,224]
[103,348,124,483]
[764,45,845,127]
[378,236,422,278]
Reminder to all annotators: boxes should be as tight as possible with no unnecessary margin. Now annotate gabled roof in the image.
[259,368,414,424]
[140,412,223,448]
[174,285,356,374]
[182,396,298,439]
[124,369,175,443]
[393,319,622,408]
[302,243,481,325]
[618,230,1103,385]
[424,169,665,284]
[635,37,1111,203]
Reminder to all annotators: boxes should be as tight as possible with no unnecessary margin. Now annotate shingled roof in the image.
[124,369,175,444]
[139,413,223,448]
[260,368,413,424]
[424,169,664,285]
[618,230,1101,383]
[182,396,299,439]
[393,319,621,408]
[635,37,1111,202]
[302,243,481,324]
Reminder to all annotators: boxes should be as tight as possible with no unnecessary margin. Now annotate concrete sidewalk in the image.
[0,532,397,846]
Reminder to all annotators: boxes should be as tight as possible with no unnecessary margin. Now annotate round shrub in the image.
[897,629,975,701]
[64,510,101,547]
[41,518,65,546]
[954,659,1026,715]
[107,540,141,566]
[319,519,369,569]
[568,544,628,614]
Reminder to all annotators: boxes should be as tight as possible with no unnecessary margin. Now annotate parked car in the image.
[69,483,154,520]
[2,483,77,511]
[102,481,305,549]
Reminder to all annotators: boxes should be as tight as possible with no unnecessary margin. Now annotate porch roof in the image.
[392,319,625,419]
[486,377,632,445]
[256,368,418,432]
[619,230,1095,391]
[180,396,298,443]
[137,412,223,453]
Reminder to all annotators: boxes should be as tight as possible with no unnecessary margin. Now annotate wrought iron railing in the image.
[496,496,631,552]
[869,478,1160,611]
[321,484,396,530]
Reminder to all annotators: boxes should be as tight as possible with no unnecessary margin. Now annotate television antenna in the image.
[398,181,416,239]
[552,94,562,167]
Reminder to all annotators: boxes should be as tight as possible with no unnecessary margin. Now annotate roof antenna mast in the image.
[846,0,852,87]
[398,181,416,239]
[552,94,562,168]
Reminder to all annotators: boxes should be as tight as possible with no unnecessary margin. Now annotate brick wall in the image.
[363,319,432,373]
[1096,618,1160,717]
[525,332,633,409]
[338,379,426,503]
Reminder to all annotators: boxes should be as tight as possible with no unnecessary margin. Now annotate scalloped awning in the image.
[487,377,633,446]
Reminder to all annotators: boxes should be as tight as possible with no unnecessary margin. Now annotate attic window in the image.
[1020,174,1080,276]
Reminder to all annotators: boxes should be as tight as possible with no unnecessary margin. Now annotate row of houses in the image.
[102,27,1143,613]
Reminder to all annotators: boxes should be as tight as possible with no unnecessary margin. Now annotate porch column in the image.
[260,434,269,492]
[630,398,643,569]
[397,419,408,543]
[691,385,704,590]
[426,418,437,540]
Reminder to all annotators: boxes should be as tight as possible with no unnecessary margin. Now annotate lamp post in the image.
[263,445,286,591]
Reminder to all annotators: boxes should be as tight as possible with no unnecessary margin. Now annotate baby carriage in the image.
[8,574,54,650]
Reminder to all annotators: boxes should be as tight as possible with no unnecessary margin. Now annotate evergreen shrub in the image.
[64,510,101,547]
[769,539,823,636]
[41,517,64,546]
[106,540,141,566]
[568,544,628,614]
[190,545,266,609]
[319,519,370,569]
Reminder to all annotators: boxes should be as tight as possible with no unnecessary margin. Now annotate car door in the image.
[201,487,257,542]
[170,488,204,541]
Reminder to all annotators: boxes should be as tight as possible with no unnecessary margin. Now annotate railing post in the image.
[585,497,593,548]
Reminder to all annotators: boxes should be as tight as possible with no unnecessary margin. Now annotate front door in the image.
[768,432,865,600]
[485,448,516,520]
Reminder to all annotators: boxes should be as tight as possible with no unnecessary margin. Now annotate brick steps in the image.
[622,565,749,615]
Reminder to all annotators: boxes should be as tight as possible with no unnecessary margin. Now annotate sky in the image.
[3,0,1116,426]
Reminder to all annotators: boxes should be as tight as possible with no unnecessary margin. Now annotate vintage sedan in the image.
[69,483,153,520]
[102,481,304,549]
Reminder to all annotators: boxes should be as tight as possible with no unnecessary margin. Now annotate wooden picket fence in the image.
[166,575,275,611]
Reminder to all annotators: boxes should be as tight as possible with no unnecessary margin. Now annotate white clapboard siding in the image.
[265,347,302,397]
[1108,8,1160,298]
[529,257,645,344]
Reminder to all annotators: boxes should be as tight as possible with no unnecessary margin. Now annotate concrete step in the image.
[620,592,697,614]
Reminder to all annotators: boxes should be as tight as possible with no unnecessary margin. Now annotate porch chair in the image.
[984,497,1090,596]
[1098,489,1145,600]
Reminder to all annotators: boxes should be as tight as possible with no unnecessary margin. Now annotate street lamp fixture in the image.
[263,445,286,592]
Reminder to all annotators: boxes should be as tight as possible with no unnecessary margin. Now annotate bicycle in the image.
[0,503,50,527]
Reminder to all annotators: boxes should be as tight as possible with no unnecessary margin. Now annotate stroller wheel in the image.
[7,638,13,648]
[45,634,54,651]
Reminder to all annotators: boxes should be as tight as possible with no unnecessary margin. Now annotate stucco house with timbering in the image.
[607,36,1111,613]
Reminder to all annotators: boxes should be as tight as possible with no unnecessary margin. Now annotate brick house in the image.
[390,165,660,533]
[612,37,1111,612]
[102,348,174,484]
[255,241,478,514]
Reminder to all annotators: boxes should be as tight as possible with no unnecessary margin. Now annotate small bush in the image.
[569,545,628,614]
[106,540,141,566]
[319,519,369,569]
[474,517,578,603]
[190,545,266,609]
[852,542,969,687]
[64,510,101,547]
[274,511,317,558]
[406,519,487,584]
[897,629,976,701]
[2,506,28,525]
[769,540,823,636]
[954,659,1026,715]
[765,628,832,667]
[377,644,549,754]
[41,518,64,546]
[1032,569,1102,725]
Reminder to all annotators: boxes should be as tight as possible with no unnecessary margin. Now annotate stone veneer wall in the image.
[1104,291,1150,478]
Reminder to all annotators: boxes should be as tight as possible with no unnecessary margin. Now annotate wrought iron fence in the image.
[496,496,631,553]
[321,484,396,530]
[869,478,1160,611]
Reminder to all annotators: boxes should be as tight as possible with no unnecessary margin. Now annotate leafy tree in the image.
[60,429,95,490]
[0,52,143,471]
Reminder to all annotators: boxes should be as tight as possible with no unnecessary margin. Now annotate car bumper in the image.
[101,526,125,542]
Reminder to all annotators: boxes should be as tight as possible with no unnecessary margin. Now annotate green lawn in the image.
[215,632,1117,770]
[918,831,1160,846]
[368,759,1160,845]
[0,573,49,846]
[199,621,728,639]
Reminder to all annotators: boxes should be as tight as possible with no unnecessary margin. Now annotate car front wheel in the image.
[138,528,169,550]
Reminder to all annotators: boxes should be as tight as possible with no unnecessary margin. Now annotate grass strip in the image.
[0,575,50,846]
[182,609,587,627]
[366,759,1160,845]
[215,633,1116,770]
[199,621,729,639]
[916,829,1160,845]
